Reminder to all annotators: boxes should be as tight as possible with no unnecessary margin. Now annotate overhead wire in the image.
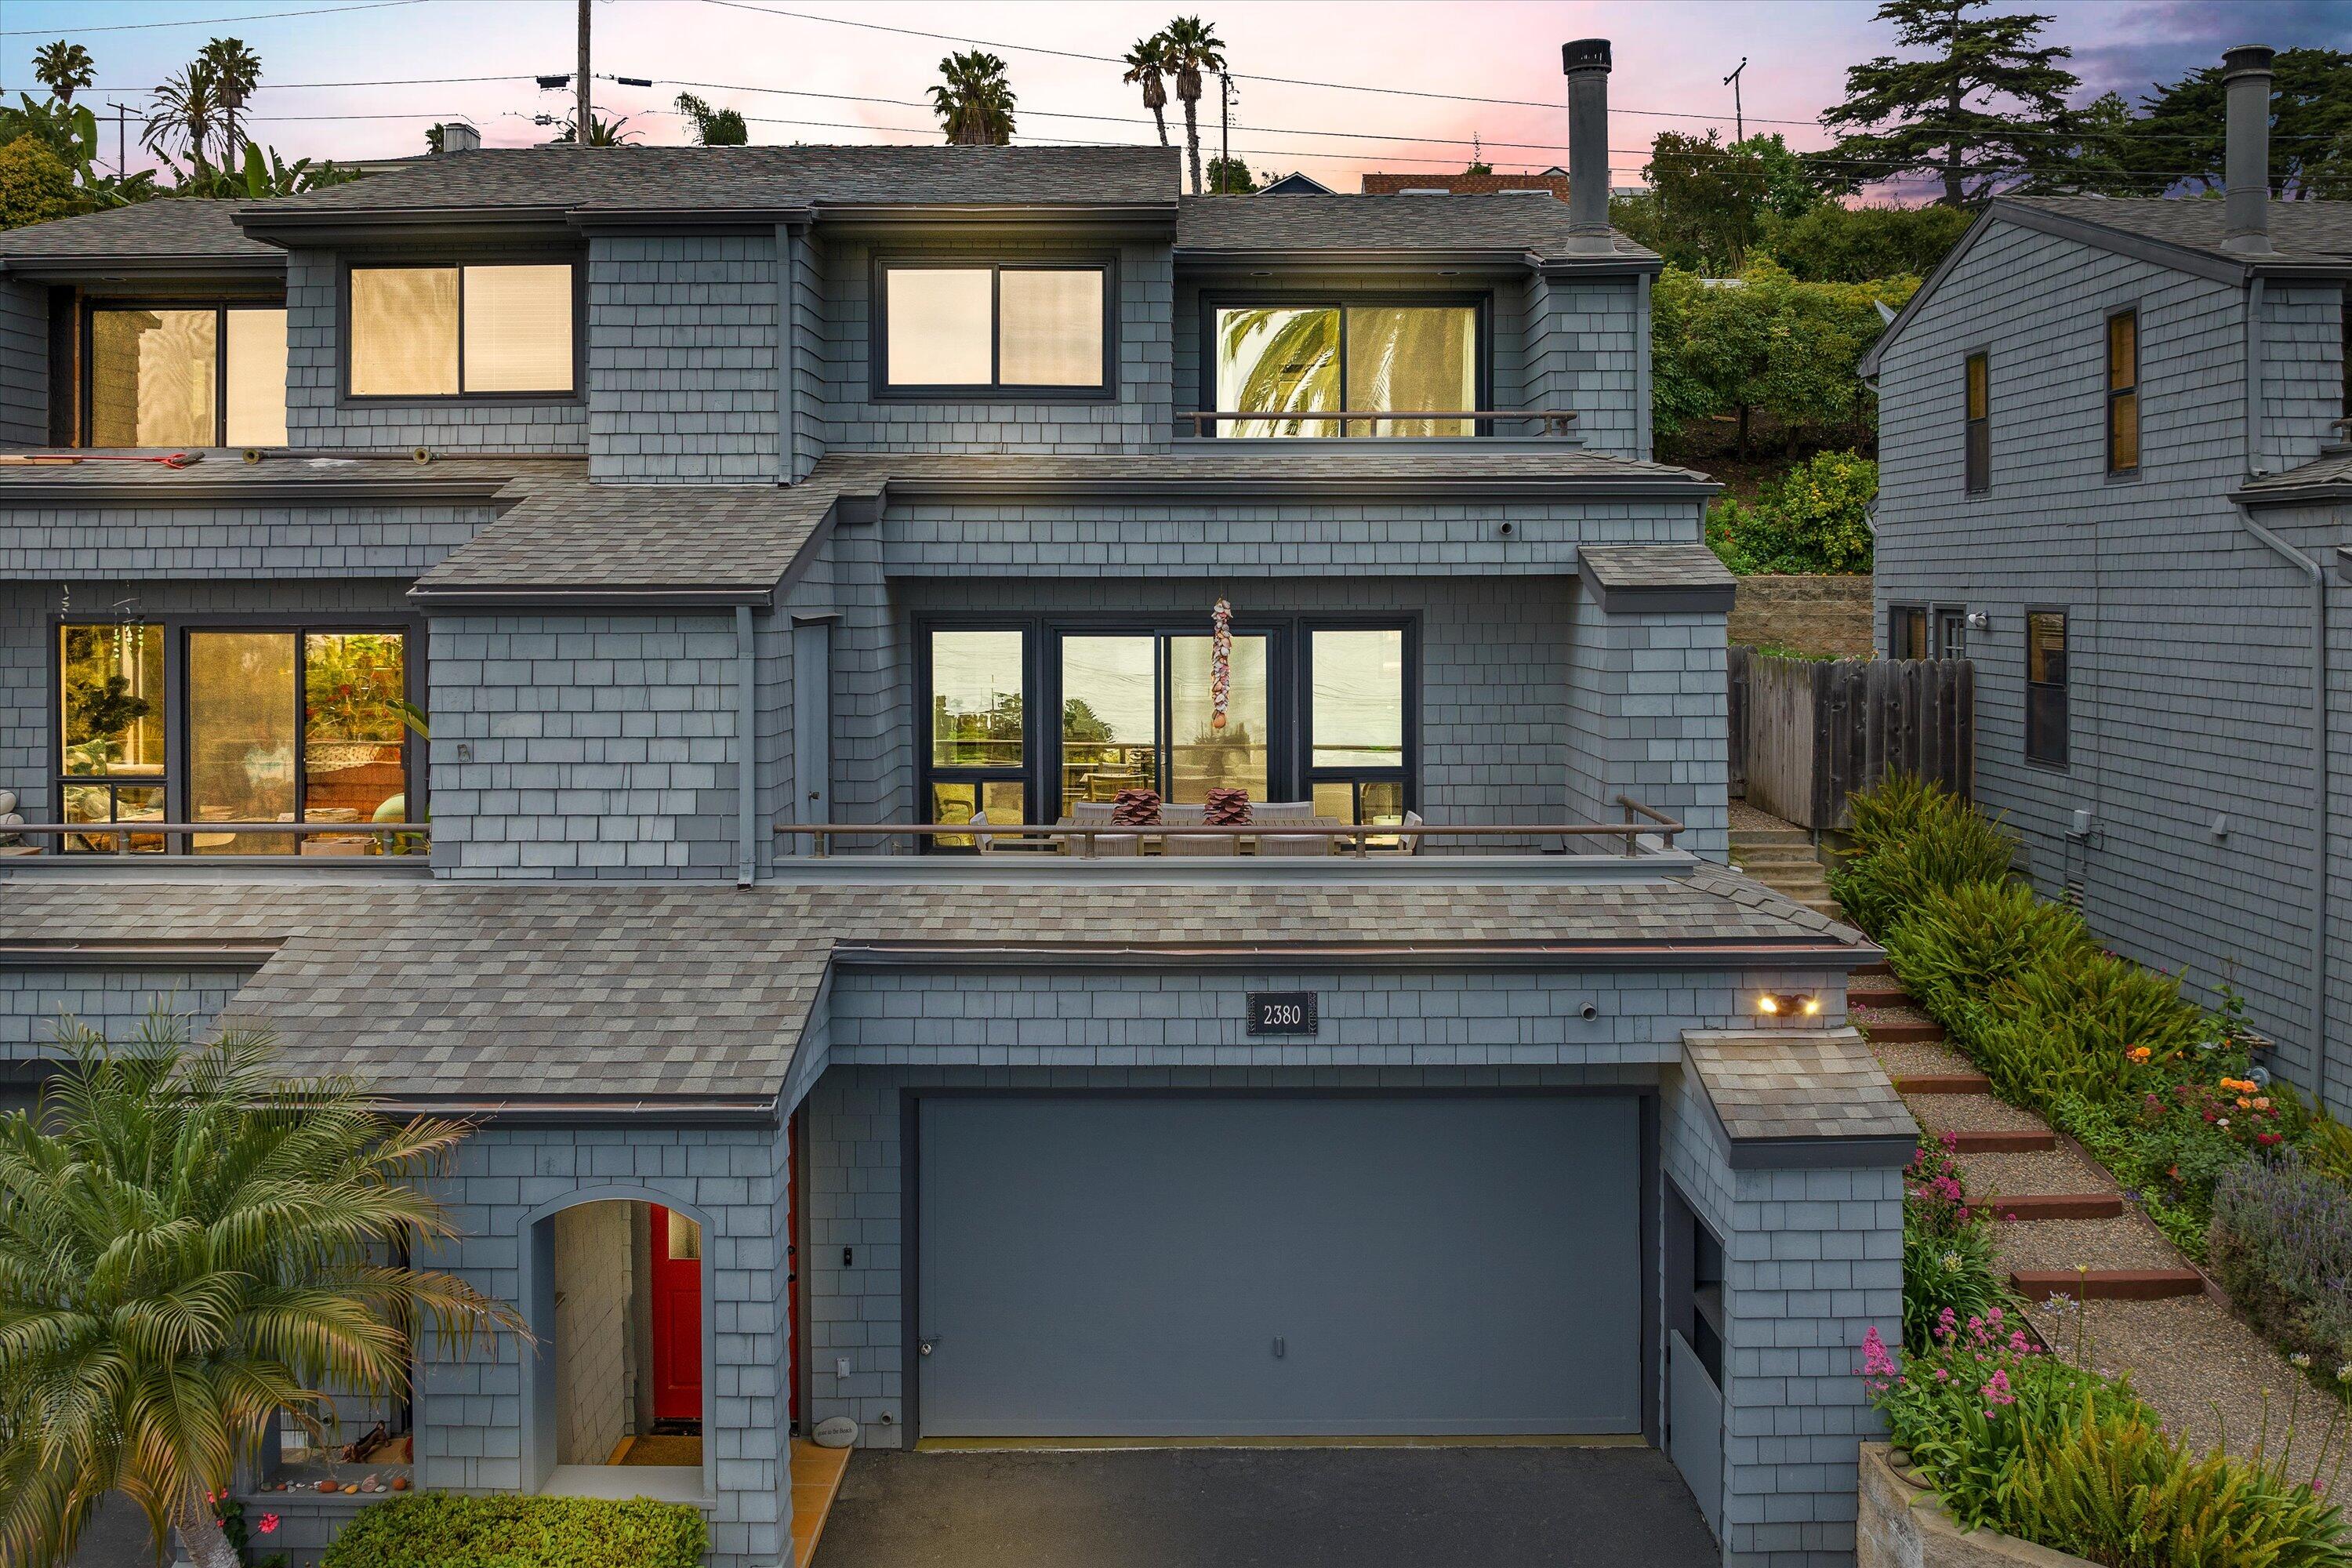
[0,0,420,37]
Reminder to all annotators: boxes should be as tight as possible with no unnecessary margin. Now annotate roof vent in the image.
[1399,187,1450,195]
[1560,38,1613,252]
[435,122,481,154]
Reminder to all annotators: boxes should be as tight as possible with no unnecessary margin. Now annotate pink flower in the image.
[1861,1326,1898,1379]
[1986,1307,2003,1323]
[1985,1370,2016,1406]
[2009,1330,2032,1354]
[258,1515,280,1536]
[1933,1368,1951,1381]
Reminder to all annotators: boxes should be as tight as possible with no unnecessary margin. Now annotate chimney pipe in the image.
[2222,44,2274,255]
[436,122,481,154]
[1562,38,1613,252]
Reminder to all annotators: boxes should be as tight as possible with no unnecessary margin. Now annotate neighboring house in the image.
[1257,169,1336,194]
[0,41,1900,1568]
[1362,170,1573,200]
[1866,46,2352,1112]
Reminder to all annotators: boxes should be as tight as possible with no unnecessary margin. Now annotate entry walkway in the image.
[811,1444,1715,1568]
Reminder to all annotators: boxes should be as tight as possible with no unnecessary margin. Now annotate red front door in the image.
[648,1205,703,1425]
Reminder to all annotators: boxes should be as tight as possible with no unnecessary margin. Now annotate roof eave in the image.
[0,474,522,507]
[0,253,285,285]
[405,582,779,611]
[873,471,1719,503]
[232,204,575,248]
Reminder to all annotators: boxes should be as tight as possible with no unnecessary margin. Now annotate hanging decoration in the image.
[1210,597,1232,729]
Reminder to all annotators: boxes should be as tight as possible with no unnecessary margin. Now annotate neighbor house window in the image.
[1964,352,1990,494]
[2025,610,2068,768]
[880,262,1109,394]
[55,624,414,855]
[927,627,1029,839]
[1305,626,1410,826]
[87,306,289,447]
[1889,605,1929,661]
[1933,608,1969,659]
[2105,309,2138,475]
[1213,300,1480,436]
[348,263,575,397]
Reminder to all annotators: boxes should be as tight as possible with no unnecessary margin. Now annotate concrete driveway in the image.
[811,1444,1717,1568]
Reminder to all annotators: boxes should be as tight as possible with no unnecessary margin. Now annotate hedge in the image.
[320,1494,706,1568]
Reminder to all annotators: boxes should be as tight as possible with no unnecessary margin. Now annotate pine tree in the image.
[1815,0,2079,206]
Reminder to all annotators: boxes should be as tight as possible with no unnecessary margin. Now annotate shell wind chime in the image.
[1209,597,1233,728]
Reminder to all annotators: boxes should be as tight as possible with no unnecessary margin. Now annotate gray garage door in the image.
[915,1094,1642,1438]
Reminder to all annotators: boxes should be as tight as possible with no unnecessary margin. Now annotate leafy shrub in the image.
[1844,769,1955,858]
[2053,1089,2263,1261]
[2211,1159,2352,1376]
[1900,1132,2016,1351]
[1829,786,2016,938]
[1882,879,2093,1022]
[1759,201,1972,285]
[1704,450,1878,575]
[321,1494,707,1568]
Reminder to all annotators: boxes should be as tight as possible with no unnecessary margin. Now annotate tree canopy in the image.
[675,92,749,147]
[931,50,1017,146]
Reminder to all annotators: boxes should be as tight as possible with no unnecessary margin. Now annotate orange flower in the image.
[2127,1046,2153,1063]
[2237,1097,2253,1110]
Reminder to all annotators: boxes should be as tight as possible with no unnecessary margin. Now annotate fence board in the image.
[1730,650,1974,830]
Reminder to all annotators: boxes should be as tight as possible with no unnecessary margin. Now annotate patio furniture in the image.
[1161,803,1236,856]
[1366,809,1426,855]
[1067,800,1142,856]
[1250,800,1330,857]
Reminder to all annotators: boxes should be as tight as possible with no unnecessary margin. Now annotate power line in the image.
[0,0,421,37]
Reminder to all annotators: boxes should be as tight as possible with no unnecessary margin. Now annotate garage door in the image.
[915,1094,1642,1438]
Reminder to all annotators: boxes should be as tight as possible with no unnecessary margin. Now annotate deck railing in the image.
[1184,408,1580,437]
[3,821,428,856]
[778,797,1682,859]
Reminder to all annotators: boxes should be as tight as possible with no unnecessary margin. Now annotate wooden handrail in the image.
[6,821,426,853]
[1186,408,1579,435]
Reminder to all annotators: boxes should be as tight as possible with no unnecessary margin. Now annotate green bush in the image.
[321,1494,706,1568]
[1828,781,2016,939]
[2209,1158,2352,1371]
[1882,879,2093,1022]
[1704,450,1878,575]
[1966,949,2212,1112]
[1759,201,1972,285]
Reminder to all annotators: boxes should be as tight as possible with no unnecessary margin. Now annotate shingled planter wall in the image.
[1857,1443,2096,1568]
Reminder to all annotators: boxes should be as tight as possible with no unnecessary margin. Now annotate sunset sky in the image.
[2,0,2343,194]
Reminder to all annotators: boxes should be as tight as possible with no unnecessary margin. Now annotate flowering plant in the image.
[1900,1133,2015,1351]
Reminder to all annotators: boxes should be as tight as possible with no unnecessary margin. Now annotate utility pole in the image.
[1218,71,1234,192]
[107,102,134,180]
[1723,57,1747,143]
[576,0,593,145]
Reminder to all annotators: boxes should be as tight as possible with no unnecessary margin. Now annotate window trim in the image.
[1962,349,1990,495]
[870,255,1120,404]
[80,299,290,449]
[339,256,587,406]
[2023,605,2070,771]
[911,613,1420,848]
[45,611,426,856]
[2103,307,2140,479]
[1887,603,1929,662]
[1200,289,1494,437]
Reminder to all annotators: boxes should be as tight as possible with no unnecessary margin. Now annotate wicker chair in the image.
[1160,802,1237,856]
[1067,799,1142,856]
[1250,800,1330,857]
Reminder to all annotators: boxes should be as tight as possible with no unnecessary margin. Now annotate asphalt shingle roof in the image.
[0,196,278,262]
[1577,543,1737,591]
[1998,195,2352,267]
[0,867,1869,1103]
[1175,193,1657,261]
[2234,443,2352,502]
[0,452,564,492]
[1682,1028,1918,1145]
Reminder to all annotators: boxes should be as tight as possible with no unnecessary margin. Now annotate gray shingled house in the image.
[1866,45,2352,1116]
[0,44,1903,1568]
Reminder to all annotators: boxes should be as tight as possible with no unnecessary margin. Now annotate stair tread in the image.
[1990,1192,2126,1219]
[1892,1071,1992,1094]
[2010,1266,2205,1301]
[1947,1128,2058,1152]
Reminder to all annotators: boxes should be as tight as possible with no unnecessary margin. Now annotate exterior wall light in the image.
[1965,611,1991,632]
[1756,993,1820,1018]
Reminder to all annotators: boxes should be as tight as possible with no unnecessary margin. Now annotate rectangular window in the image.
[2025,610,2069,768]
[1964,352,1990,494]
[927,627,1029,842]
[2106,310,2138,475]
[1306,626,1409,826]
[1214,301,1480,437]
[1933,608,1969,660]
[54,624,413,855]
[349,263,575,397]
[1889,605,1929,662]
[87,306,289,448]
[880,262,1109,394]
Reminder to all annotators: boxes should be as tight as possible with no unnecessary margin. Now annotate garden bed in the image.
[1858,1443,2092,1568]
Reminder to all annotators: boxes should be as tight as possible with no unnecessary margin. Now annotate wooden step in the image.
[1853,961,1894,979]
[1849,985,1912,1009]
[1863,1018,1946,1043]
[1947,1128,2056,1153]
[2010,1267,2205,1301]
[1893,1071,1991,1094]
[1731,829,1812,848]
[1992,1192,2126,1221]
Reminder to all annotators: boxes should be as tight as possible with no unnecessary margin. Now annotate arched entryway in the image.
[519,1189,713,1501]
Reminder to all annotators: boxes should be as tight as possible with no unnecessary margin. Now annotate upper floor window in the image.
[1212,300,1480,437]
[2025,609,2069,768]
[1963,352,1990,494]
[2105,309,2139,475]
[88,306,288,447]
[879,261,1110,396]
[348,263,576,397]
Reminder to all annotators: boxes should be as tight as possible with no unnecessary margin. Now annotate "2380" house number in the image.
[1247,992,1319,1036]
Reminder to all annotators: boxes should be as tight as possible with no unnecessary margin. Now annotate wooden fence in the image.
[1727,648,1974,831]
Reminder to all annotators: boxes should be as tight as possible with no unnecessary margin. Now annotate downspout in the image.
[2234,272,2332,1107]
[776,222,797,485]
[737,603,757,888]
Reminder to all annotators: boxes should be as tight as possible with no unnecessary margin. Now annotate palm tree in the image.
[1122,34,1171,148]
[675,92,749,147]
[31,42,94,107]
[142,64,222,170]
[195,38,261,163]
[0,1014,521,1568]
[1158,16,1225,195]
[930,50,1016,146]
[548,112,638,146]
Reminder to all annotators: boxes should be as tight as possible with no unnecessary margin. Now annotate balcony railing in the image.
[1185,408,1580,437]
[2,821,429,858]
[779,797,1682,859]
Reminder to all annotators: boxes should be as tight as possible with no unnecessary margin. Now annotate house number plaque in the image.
[1247,992,1319,1036]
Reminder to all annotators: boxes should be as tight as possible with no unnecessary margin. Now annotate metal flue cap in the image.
[2222,43,2276,78]
[1562,38,1612,76]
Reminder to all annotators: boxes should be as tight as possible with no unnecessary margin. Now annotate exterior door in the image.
[647,1205,702,1425]
[792,620,832,833]
[916,1094,1642,1438]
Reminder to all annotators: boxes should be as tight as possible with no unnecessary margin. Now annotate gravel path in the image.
[1994,1212,2185,1272]
[1855,1001,1939,1031]
[1955,1143,2119,1196]
[1912,1094,2047,1135]
[2023,1295,2343,1475]
[1868,1039,1977,1076]
[1728,800,1804,835]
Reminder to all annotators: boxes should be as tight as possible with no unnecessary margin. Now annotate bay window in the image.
[879,261,1111,395]
[1212,299,1481,437]
[53,622,416,855]
[348,262,576,397]
[87,305,289,447]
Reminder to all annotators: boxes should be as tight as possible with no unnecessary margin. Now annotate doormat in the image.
[622,1434,705,1466]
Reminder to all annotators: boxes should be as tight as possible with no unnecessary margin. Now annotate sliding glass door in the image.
[1057,631,1270,815]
